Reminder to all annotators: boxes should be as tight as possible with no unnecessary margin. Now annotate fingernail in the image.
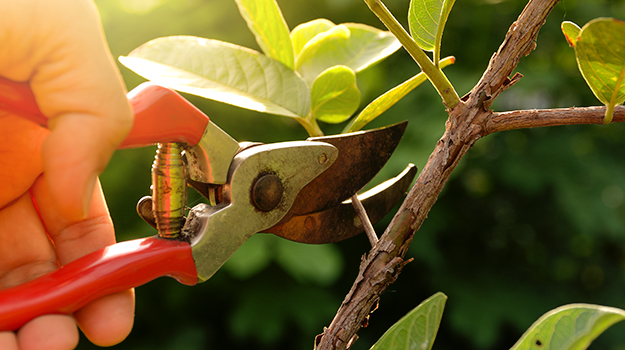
[82,173,98,219]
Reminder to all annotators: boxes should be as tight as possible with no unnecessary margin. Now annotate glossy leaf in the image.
[561,21,581,47]
[120,36,310,118]
[575,18,625,123]
[408,0,456,59]
[295,23,401,84]
[510,304,625,350]
[310,65,361,124]
[234,0,294,69]
[370,292,446,350]
[291,18,335,56]
[344,56,455,133]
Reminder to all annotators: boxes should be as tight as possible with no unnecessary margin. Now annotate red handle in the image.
[0,77,46,125]
[0,77,210,148]
[0,236,198,331]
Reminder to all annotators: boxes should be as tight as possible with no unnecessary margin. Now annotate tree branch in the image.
[315,0,563,349]
[485,105,625,134]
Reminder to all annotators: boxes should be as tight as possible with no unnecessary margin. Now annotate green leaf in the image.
[344,56,455,133]
[222,234,271,280]
[291,18,335,56]
[408,0,455,63]
[575,18,625,123]
[275,238,343,286]
[370,292,447,350]
[234,0,294,69]
[295,23,401,84]
[120,36,310,118]
[510,304,625,350]
[310,65,361,124]
[561,21,581,47]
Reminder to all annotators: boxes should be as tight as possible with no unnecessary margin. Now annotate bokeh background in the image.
[86,0,625,349]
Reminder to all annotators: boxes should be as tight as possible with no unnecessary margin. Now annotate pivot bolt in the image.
[252,174,284,212]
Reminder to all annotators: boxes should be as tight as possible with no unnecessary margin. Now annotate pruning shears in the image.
[0,77,416,331]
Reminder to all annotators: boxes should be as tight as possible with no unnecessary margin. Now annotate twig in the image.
[362,0,459,108]
[350,194,378,246]
[485,105,625,134]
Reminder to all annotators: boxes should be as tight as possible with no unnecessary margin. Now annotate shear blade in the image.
[266,164,417,244]
[287,121,407,218]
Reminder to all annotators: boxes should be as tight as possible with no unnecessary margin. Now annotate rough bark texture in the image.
[311,0,610,349]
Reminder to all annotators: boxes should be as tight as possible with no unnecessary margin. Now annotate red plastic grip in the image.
[0,236,198,331]
[0,77,47,126]
[121,83,210,148]
[0,77,210,148]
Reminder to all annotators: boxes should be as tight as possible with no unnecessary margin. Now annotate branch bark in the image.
[315,0,576,349]
[486,105,625,134]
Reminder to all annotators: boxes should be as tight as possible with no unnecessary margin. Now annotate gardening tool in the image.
[0,77,416,330]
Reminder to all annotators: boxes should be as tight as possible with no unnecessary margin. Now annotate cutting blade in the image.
[266,164,417,243]
[287,121,407,217]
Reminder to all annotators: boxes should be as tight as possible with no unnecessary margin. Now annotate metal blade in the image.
[265,164,417,244]
[189,122,407,211]
[287,121,407,218]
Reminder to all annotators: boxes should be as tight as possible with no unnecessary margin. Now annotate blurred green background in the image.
[87,0,625,349]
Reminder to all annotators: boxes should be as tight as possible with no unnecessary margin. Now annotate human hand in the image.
[0,0,134,349]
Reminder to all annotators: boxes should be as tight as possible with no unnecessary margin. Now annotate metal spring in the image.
[152,143,187,239]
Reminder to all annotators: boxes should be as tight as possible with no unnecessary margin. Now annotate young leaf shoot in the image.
[572,18,625,124]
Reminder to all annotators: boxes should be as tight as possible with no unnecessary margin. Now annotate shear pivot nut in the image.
[252,174,283,212]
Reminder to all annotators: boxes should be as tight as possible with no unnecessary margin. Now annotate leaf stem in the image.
[605,63,625,124]
[362,0,460,108]
[298,116,324,137]
[605,103,616,124]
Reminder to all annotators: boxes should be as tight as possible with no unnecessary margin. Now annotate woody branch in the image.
[316,1,625,349]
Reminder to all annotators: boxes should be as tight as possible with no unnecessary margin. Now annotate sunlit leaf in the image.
[295,23,401,84]
[408,0,455,60]
[310,65,361,124]
[561,21,581,47]
[510,304,625,350]
[291,18,335,56]
[575,18,625,123]
[120,36,310,118]
[344,56,455,133]
[370,292,447,350]
[234,0,294,69]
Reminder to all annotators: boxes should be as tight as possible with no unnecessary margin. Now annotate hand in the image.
[0,1,134,349]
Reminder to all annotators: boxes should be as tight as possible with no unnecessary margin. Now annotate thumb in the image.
[42,112,130,221]
[0,0,132,220]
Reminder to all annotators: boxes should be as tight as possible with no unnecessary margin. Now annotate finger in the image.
[74,290,135,347]
[35,0,133,221]
[17,315,78,350]
[0,332,18,350]
[31,176,135,346]
[42,112,128,222]
[0,191,56,289]
[0,0,132,221]
[0,115,47,210]
[0,187,79,350]
[31,175,114,262]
